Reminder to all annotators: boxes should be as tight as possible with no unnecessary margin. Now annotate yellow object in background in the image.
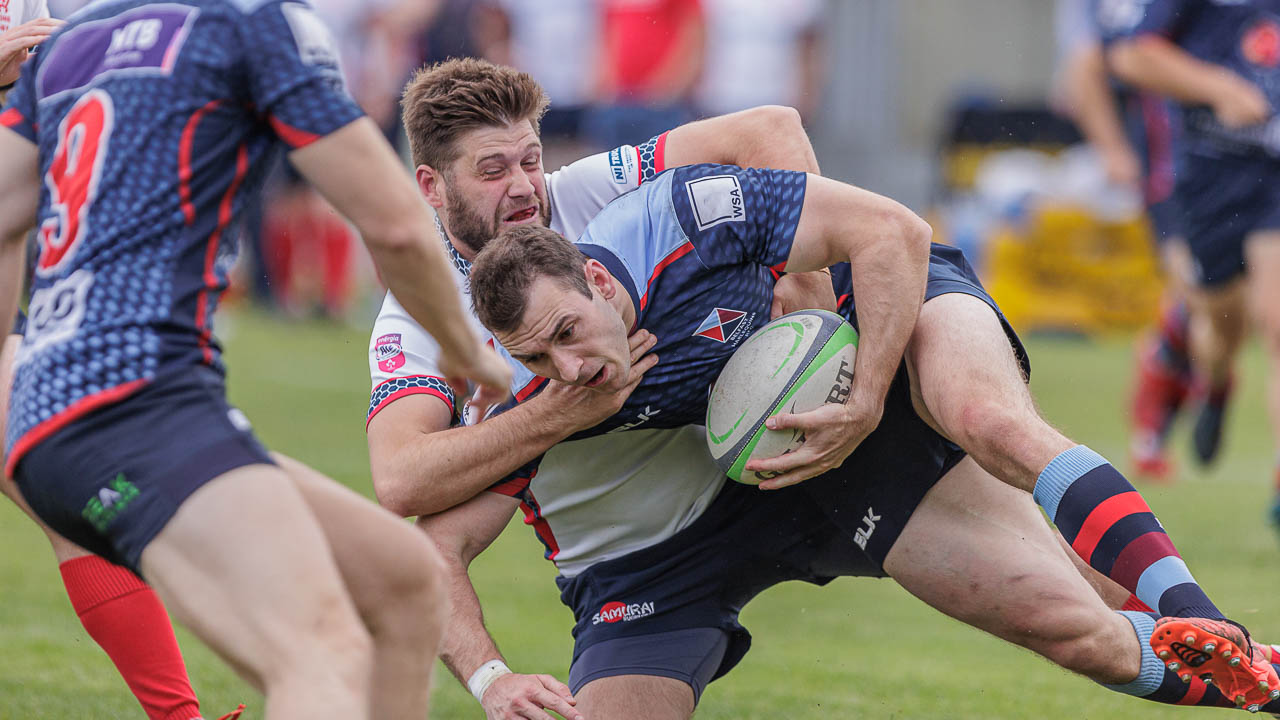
[981,205,1164,336]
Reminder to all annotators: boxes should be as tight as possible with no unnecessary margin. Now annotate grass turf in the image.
[1,306,1277,719]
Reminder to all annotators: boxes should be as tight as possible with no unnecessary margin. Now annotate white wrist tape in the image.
[467,659,512,703]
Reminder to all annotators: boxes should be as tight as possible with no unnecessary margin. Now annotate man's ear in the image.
[416,165,446,209]
[584,259,614,298]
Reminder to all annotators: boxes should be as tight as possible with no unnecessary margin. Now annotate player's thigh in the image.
[575,674,695,720]
[139,463,369,688]
[1245,230,1280,339]
[905,292,1036,438]
[271,452,445,623]
[884,456,1111,639]
[1184,274,1247,332]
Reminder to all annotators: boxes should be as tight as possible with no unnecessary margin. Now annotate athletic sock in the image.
[1105,611,1232,707]
[60,556,202,720]
[1121,594,1153,612]
[1033,446,1223,620]
[1154,301,1191,376]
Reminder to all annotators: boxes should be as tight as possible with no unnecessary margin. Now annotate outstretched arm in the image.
[418,493,583,720]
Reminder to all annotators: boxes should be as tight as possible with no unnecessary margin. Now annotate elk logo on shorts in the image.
[375,333,405,373]
[82,473,140,533]
[591,600,656,625]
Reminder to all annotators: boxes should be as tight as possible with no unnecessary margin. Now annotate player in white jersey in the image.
[365,58,833,718]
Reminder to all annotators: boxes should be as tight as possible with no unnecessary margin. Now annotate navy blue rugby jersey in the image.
[0,0,362,468]
[498,163,810,438]
[1110,0,1280,158]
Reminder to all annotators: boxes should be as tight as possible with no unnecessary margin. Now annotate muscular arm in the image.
[664,104,820,174]
[747,175,931,486]
[290,118,509,401]
[786,174,932,412]
[0,128,37,341]
[417,491,519,683]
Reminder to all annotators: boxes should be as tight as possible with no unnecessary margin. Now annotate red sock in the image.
[60,556,202,720]
[1121,593,1154,612]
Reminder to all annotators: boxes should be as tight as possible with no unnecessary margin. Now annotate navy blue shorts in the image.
[1147,193,1185,246]
[1176,152,1280,287]
[557,244,1018,697]
[13,366,274,575]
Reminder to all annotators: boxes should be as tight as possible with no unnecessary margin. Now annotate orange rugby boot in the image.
[1150,618,1280,713]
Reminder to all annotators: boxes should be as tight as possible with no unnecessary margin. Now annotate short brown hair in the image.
[401,57,550,171]
[470,225,591,335]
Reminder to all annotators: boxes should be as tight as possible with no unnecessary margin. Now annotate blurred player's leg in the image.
[138,465,379,719]
[1184,278,1247,466]
[885,457,1271,710]
[575,674,695,720]
[270,453,448,719]
[0,333,211,720]
[908,292,1223,620]
[1244,233,1280,532]
[1130,299,1192,479]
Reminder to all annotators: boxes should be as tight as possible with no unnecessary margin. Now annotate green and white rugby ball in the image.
[706,309,857,484]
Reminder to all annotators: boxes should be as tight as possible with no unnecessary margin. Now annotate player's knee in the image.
[268,595,375,697]
[952,397,1038,459]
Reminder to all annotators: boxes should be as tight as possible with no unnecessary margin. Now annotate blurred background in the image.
[44,0,1148,336]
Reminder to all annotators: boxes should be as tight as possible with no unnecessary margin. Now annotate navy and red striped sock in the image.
[1033,446,1222,620]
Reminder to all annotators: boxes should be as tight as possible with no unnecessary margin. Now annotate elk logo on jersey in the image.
[375,333,405,373]
[1243,19,1280,68]
[694,308,748,343]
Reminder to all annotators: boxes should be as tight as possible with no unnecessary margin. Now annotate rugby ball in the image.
[706,310,857,484]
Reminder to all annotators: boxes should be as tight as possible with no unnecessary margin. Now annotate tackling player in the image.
[0,1,510,717]
[468,171,1280,715]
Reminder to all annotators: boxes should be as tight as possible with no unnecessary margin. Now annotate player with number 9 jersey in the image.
[0,0,364,470]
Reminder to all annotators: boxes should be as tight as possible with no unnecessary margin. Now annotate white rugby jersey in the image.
[368,135,727,578]
[1,0,50,33]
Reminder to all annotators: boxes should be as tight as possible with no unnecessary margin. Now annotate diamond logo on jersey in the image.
[1243,19,1280,67]
[694,308,748,343]
[375,333,405,373]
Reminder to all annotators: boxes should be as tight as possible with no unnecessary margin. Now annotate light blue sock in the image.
[1102,611,1165,697]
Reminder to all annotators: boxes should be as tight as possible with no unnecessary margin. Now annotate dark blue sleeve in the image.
[234,0,363,148]
[668,164,807,271]
[12,310,26,337]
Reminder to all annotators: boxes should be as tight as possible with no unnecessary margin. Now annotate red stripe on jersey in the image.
[365,380,454,430]
[653,131,668,174]
[634,145,642,186]
[1069,491,1151,564]
[5,379,149,477]
[520,497,561,562]
[195,143,248,364]
[269,115,321,149]
[516,376,548,402]
[639,241,694,311]
[178,100,224,226]
[488,476,531,497]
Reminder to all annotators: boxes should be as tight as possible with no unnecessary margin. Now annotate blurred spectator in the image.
[417,0,483,66]
[696,0,826,122]
[474,0,597,166]
[584,0,704,149]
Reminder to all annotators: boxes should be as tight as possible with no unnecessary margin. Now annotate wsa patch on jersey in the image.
[685,174,745,231]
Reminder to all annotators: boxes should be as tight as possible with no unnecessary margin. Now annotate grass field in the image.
[3,306,1279,719]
